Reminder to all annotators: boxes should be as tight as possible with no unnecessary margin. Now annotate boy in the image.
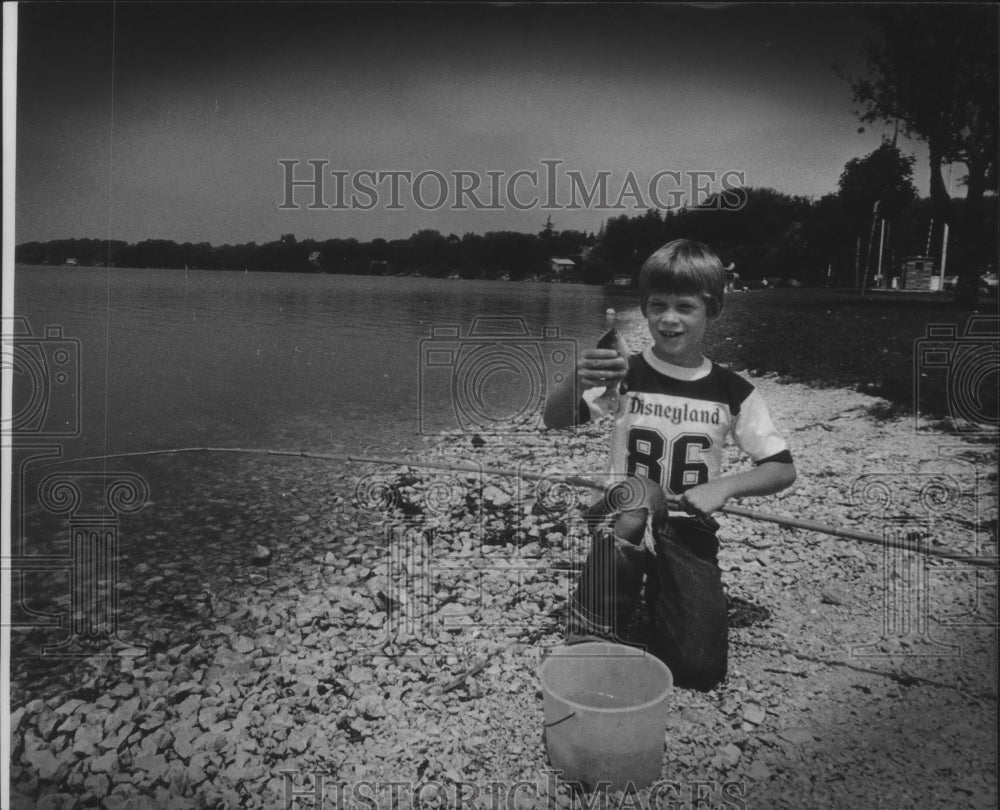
[543,239,796,691]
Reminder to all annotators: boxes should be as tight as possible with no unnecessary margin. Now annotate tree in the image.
[840,5,998,305]
[837,139,917,231]
[837,139,917,285]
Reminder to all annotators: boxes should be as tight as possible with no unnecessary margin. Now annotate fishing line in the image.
[30,446,998,568]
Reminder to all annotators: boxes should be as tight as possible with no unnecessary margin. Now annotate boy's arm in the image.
[678,460,797,517]
[543,349,626,429]
[677,382,795,516]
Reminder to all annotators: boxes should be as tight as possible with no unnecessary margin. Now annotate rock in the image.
[133,753,171,784]
[746,759,771,780]
[285,729,311,754]
[34,795,75,810]
[191,731,224,753]
[72,723,104,758]
[720,743,742,766]
[482,485,511,506]
[23,749,69,782]
[777,728,815,745]
[176,694,202,717]
[90,751,118,773]
[172,723,200,759]
[57,714,82,735]
[356,694,387,719]
[100,726,133,752]
[138,711,167,732]
[35,707,60,741]
[820,586,847,606]
[9,706,26,732]
[109,682,136,700]
[742,703,767,725]
[251,545,272,565]
[84,772,111,798]
[106,697,141,733]
[53,698,85,715]
[197,707,222,730]
[186,757,209,786]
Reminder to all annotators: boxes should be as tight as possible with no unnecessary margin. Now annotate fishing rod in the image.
[31,446,998,569]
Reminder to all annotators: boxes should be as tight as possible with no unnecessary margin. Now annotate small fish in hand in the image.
[593,327,629,413]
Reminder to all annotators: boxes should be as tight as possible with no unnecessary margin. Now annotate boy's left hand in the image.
[678,481,731,517]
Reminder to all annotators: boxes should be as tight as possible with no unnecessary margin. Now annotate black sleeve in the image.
[755,449,794,465]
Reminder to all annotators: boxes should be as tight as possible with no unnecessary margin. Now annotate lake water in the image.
[13,266,639,458]
[7,266,639,677]
[10,266,642,571]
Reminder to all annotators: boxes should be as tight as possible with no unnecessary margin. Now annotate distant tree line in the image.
[15,179,996,287]
[585,186,995,288]
[14,227,594,281]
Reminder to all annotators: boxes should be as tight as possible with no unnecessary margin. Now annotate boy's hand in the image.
[678,481,731,517]
[578,349,627,389]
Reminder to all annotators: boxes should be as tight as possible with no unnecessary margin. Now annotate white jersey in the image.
[582,348,792,496]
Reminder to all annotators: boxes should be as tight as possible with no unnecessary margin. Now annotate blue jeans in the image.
[568,516,728,692]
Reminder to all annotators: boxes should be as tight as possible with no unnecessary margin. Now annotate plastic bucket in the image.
[539,642,673,791]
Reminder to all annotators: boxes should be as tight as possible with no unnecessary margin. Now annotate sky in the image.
[11,1,939,246]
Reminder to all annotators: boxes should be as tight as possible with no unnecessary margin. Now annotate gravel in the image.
[8,331,997,809]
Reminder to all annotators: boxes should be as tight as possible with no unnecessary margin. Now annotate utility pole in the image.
[855,236,861,290]
[939,164,954,289]
[876,217,887,288]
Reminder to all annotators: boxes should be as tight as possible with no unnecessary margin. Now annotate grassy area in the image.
[702,289,999,422]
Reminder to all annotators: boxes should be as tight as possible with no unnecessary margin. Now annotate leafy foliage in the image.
[839,5,998,303]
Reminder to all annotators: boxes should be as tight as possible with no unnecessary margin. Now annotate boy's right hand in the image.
[577,349,628,390]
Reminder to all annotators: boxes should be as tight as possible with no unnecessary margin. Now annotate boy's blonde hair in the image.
[638,239,725,317]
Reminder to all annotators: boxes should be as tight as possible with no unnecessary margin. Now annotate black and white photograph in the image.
[2,3,997,809]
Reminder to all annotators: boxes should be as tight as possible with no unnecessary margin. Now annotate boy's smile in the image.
[645,292,712,367]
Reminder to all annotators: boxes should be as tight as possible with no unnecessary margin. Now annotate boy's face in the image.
[644,291,712,367]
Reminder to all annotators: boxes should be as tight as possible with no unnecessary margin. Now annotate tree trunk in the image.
[953,158,987,308]
[927,140,954,226]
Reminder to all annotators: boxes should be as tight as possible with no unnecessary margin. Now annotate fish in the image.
[587,474,720,547]
[592,327,629,412]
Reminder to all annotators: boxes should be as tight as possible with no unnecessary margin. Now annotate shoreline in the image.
[8,373,998,809]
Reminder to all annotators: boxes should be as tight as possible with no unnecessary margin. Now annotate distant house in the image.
[65,258,78,266]
[609,274,632,287]
[549,257,575,277]
[900,256,936,291]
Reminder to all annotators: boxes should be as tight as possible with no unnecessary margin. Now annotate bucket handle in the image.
[543,711,577,729]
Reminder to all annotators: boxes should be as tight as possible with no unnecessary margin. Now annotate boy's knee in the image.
[659,635,728,691]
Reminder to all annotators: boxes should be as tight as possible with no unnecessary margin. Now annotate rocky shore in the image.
[8,354,998,809]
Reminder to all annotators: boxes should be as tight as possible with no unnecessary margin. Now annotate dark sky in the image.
[13,2,936,245]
